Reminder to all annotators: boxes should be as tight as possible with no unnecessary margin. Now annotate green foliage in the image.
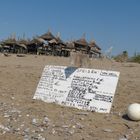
[131,54,140,63]
[113,51,128,62]
[122,51,128,56]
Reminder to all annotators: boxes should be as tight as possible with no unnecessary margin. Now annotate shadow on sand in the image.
[122,114,134,122]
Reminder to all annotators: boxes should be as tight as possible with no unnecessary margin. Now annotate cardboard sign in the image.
[33,65,120,113]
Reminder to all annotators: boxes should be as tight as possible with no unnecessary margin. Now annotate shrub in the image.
[130,54,140,63]
[114,51,128,62]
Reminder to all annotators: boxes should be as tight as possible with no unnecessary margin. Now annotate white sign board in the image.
[33,65,120,113]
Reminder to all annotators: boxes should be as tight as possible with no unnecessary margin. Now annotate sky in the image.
[0,0,140,56]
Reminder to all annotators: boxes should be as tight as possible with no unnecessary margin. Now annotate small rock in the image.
[80,117,84,121]
[103,128,113,133]
[51,128,56,135]
[13,128,20,132]
[37,134,46,140]
[10,108,21,113]
[24,135,30,140]
[24,128,30,134]
[32,130,36,133]
[72,125,76,129]
[11,97,15,100]
[43,116,50,123]
[39,127,44,132]
[62,125,70,128]
[0,124,10,132]
[4,114,11,118]
[20,124,25,128]
[124,134,131,139]
[119,138,128,140]
[31,136,38,140]
[68,129,75,135]
[76,123,84,129]
[112,111,122,116]
[32,118,38,125]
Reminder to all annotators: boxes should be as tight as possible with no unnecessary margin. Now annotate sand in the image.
[0,53,140,140]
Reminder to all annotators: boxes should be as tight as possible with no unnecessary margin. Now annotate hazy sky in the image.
[0,0,140,56]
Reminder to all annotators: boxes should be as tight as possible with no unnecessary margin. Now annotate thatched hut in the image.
[0,31,102,58]
[88,40,101,57]
[27,38,44,54]
[38,31,56,55]
[0,38,28,54]
[0,38,17,53]
[48,38,61,56]
[54,37,69,57]
[66,41,75,51]
[46,36,69,57]
[74,37,90,54]
[16,39,29,54]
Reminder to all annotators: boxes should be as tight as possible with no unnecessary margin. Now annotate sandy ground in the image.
[0,53,140,140]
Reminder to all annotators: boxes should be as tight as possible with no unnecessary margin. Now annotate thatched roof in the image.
[48,39,58,44]
[40,31,55,41]
[66,42,75,49]
[17,39,29,46]
[55,37,65,45]
[35,38,45,43]
[89,40,96,47]
[48,36,66,47]
[28,38,44,45]
[16,44,27,49]
[0,38,28,50]
[2,38,17,45]
[74,38,88,46]
[89,40,101,50]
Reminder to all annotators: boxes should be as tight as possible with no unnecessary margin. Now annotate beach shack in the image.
[88,40,101,57]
